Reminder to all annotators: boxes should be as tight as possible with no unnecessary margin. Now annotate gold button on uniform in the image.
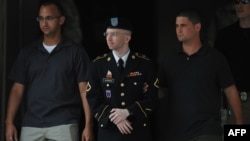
[107,57,111,61]
[120,83,125,87]
[121,102,126,106]
[106,84,109,87]
[134,82,137,85]
[121,93,125,96]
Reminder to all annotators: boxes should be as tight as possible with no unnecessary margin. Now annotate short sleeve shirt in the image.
[157,44,234,140]
[9,37,90,127]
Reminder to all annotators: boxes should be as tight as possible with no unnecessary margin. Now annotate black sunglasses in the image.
[234,0,250,4]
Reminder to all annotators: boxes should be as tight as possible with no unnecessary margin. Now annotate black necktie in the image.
[118,58,124,73]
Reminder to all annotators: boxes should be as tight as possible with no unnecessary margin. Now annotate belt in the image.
[240,91,248,102]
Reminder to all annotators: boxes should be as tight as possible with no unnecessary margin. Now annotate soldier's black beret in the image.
[105,17,132,31]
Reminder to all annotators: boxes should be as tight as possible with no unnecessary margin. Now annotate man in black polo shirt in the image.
[157,8,243,141]
[214,0,250,124]
[5,0,93,141]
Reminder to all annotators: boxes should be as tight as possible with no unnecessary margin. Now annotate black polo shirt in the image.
[214,21,250,92]
[158,44,234,140]
[9,37,90,127]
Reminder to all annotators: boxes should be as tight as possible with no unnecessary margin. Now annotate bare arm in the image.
[79,82,93,141]
[224,84,243,124]
[5,82,25,141]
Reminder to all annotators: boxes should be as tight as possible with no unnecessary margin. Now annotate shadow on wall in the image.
[60,0,83,45]
[206,0,237,47]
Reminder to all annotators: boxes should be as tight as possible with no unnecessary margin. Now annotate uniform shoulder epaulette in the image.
[134,52,150,61]
[93,53,108,62]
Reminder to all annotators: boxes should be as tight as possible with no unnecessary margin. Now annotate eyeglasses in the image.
[36,16,62,22]
[234,0,250,4]
[103,32,129,37]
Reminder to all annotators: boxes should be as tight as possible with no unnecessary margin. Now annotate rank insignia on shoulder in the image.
[87,82,91,91]
[154,78,159,88]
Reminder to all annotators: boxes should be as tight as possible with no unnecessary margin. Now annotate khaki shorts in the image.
[20,124,79,141]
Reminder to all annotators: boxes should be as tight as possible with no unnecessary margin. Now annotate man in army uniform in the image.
[86,17,158,141]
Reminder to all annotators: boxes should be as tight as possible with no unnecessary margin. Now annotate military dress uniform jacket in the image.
[87,51,158,141]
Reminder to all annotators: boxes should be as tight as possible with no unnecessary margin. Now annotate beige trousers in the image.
[20,124,79,141]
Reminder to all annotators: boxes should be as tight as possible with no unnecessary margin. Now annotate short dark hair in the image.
[176,8,202,25]
[39,0,64,16]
